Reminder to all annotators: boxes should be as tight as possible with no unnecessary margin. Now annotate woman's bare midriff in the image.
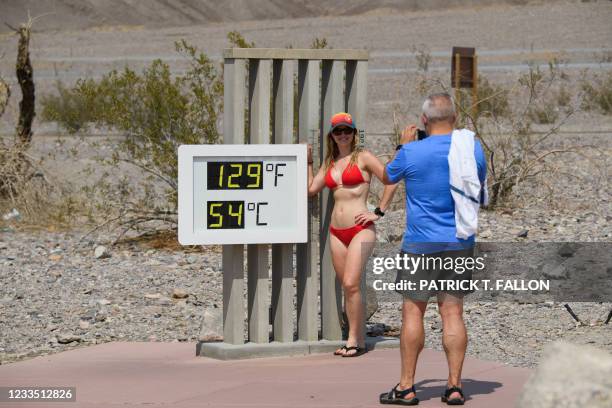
[330,177,371,229]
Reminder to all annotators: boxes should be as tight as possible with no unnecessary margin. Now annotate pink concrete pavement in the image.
[0,342,531,407]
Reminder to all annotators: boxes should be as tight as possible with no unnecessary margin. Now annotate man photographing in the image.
[379,93,487,406]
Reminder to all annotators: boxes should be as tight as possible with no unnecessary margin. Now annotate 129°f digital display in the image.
[178,144,307,244]
[207,162,263,190]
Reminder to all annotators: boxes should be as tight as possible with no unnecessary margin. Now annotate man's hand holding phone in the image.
[400,125,418,144]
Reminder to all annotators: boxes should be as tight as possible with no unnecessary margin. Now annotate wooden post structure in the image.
[472,55,478,120]
[210,48,369,358]
[451,47,478,124]
[454,53,461,109]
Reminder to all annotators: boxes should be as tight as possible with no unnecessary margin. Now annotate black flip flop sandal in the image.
[441,386,465,405]
[379,383,419,405]
[342,346,366,357]
[333,345,348,356]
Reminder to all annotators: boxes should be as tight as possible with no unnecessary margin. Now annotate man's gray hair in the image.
[422,93,456,123]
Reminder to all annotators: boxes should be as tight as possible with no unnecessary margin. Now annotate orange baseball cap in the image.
[330,112,356,132]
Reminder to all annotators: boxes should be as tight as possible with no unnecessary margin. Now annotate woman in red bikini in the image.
[307,112,398,357]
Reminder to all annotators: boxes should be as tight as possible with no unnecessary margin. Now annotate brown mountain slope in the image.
[1,0,561,33]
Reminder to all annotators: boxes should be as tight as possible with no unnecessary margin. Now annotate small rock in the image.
[95,312,107,322]
[557,243,576,258]
[157,296,172,306]
[172,288,189,299]
[94,246,111,259]
[517,229,529,238]
[518,341,612,408]
[56,333,82,344]
[144,293,161,300]
[479,229,492,238]
[79,320,90,330]
[97,299,111,306]
[542,262,569,280]
[198,308,223,342]
[48,254,62,262]
[2,208,21,221]
[366,322,387,337]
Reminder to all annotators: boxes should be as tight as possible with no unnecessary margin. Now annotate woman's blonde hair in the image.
[323,128,362,170]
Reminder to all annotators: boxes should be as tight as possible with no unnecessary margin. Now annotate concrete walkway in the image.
[0,342,531,407]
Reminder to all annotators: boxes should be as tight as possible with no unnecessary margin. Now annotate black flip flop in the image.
[441,386,465,405]
[342,346,366,357]
[333,345,348,356]
[379,384,419,405]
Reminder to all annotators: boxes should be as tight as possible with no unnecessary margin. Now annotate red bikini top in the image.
[324,161,367,189]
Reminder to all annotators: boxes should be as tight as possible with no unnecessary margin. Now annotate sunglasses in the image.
[332,127,355,136]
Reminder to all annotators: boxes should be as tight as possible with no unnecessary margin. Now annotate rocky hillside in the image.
[1,0,564,33]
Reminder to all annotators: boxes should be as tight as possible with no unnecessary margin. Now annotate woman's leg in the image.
[330,233,348,354]
[342,225,376,354]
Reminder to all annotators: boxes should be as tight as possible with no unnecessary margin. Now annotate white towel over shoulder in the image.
[448,129,488,239]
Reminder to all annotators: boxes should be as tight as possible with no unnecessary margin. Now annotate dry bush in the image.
[0,77,9,117]
[581,70,612,115]
[0,17,71,226]
[39,40,223,239]
[402,54,591,208]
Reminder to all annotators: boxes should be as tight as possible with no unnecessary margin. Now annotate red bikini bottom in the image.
[329,221,374,247]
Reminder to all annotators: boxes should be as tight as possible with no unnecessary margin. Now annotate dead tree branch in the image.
[13,19,35,147]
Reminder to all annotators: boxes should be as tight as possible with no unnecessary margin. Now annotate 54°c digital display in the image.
[207,161,263,190]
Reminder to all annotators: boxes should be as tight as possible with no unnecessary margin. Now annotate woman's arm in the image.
[353,150,400,225]
[378,183,399,213]
[307,144,326,197]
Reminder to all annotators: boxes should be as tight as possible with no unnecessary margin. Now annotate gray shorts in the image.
[395,247,475,302]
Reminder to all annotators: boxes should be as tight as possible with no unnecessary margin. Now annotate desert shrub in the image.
[227,31,254,48]
[556,84,572,107]
[527,104,559,124]
[39,40,223,235]
[412,55,584,207]
[0,77,9,118]
[40,81,98,133]
[467,62,581,206]
[311,37,329,49]
[581,70,612,115]
[475,76,511,120]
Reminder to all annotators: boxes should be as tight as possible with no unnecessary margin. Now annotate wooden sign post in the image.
[451,46,478,120]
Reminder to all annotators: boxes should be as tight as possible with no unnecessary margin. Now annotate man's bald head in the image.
[422,93,456,125]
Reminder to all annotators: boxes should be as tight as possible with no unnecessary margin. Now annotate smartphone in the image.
[417,129,428,140]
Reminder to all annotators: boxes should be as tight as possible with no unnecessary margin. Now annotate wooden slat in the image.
[247,59,272,343]
[221,58,247,345]
[271,59,295,342]
[296,59,320,341]
[224,48,368,61]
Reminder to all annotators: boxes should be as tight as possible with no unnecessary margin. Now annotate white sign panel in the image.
[178,144,307,245]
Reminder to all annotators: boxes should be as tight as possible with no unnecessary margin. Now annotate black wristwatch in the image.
[395,144,402,151]
[374,207,385,217]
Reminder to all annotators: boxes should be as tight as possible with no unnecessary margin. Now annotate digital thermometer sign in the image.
[178,144,307,244]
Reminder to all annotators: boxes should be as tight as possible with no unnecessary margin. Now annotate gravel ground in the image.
[1,162,610,367]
